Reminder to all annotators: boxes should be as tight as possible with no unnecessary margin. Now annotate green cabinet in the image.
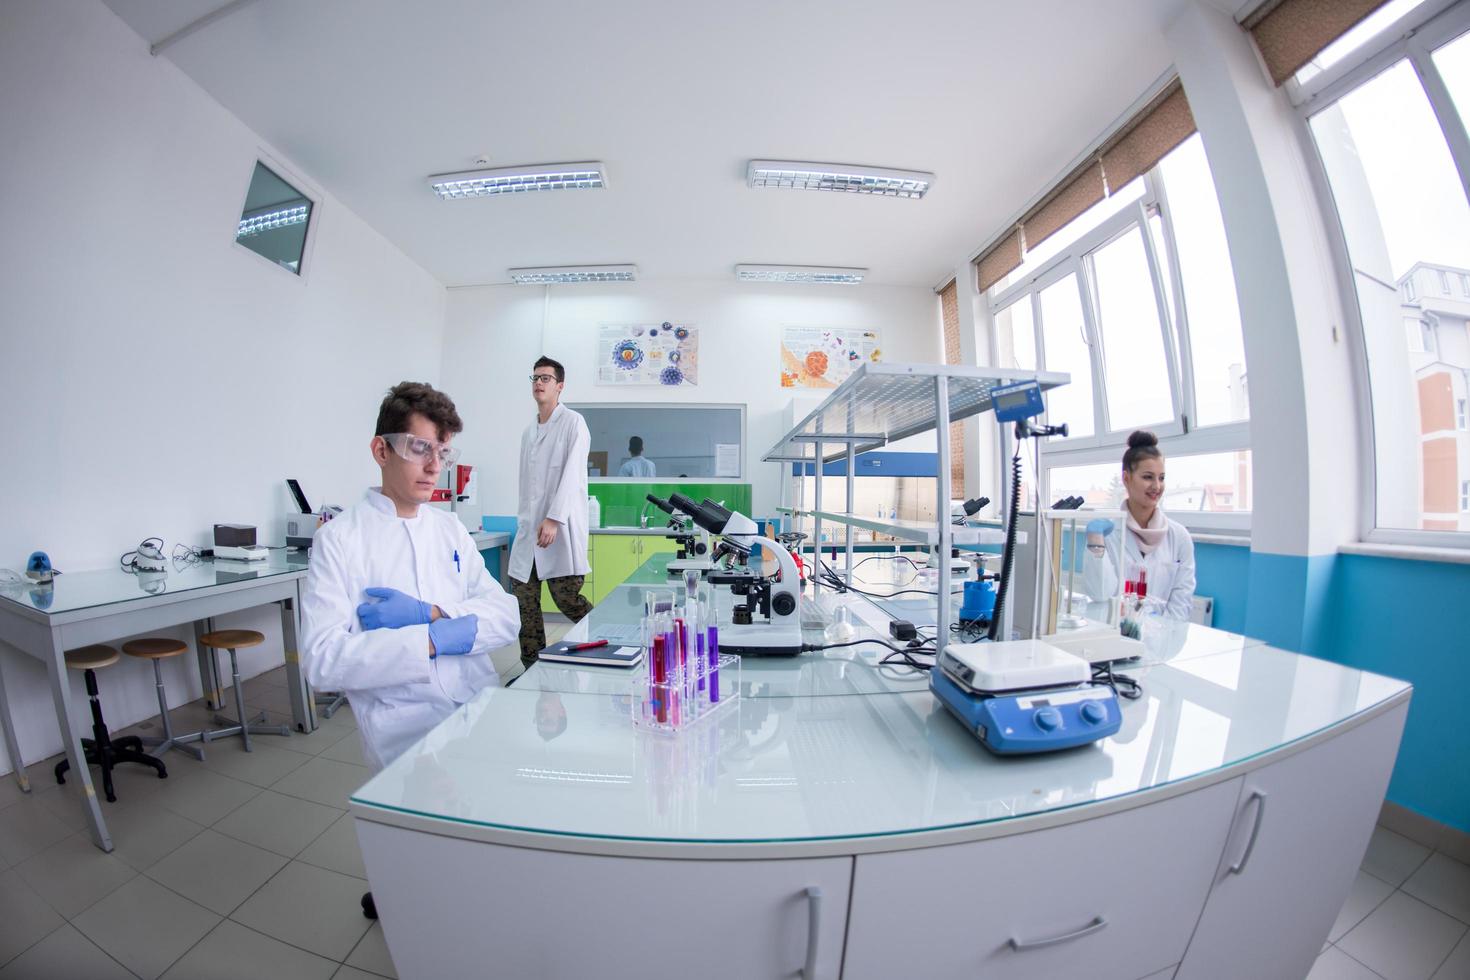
[537,534,679,612]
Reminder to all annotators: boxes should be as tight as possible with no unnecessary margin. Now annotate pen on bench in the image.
[570,639,608,651]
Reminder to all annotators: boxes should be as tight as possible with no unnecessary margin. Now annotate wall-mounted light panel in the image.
[428,162,605,199]
[509,264,637,284]
[736,264,867,285]
[747,160,933,199]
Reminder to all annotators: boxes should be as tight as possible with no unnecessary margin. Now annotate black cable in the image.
[1092,662,1142,700]
[987,446,1024,641]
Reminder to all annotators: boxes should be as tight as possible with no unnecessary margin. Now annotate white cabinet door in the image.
[842,778,1242,980]
[1176,704,1408,980]
[358,821,851,980]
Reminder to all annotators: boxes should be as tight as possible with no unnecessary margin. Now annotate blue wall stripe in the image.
[793,451,938,478]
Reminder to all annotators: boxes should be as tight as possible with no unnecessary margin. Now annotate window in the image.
[1458,397,1468,430]
[1460,273,1470,296]
[1462,480,1470,512]
[1404,317,1431,353]
[1303,2,1470,539]
[1049,450,1252,517]
[235,161,314,275]
[984,130,1250,529]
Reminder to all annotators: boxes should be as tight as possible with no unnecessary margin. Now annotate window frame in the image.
[1293,0,1470,549]
[230,150,323,283]
[985,159,1251,535]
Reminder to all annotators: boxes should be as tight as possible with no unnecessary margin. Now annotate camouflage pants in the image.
[510,567,592,668]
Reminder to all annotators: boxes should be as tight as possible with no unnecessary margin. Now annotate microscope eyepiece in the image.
[646,494,674,515]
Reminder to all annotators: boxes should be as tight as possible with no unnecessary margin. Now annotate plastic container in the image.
[587,495,601,529]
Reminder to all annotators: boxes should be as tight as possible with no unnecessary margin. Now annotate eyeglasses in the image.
[529,373,559,384]
[381,433,461,467]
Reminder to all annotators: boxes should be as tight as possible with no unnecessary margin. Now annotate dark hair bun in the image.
[1127,430,1159,450]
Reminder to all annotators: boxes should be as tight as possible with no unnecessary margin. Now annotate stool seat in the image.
[65,645,120,670]
[122,637,189,659]
[199,629,265,650]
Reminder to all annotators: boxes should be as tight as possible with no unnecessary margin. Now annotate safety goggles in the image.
[529,373,559,384]
[381,433,461,467]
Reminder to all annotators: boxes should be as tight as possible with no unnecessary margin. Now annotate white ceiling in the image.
[102,0,1197,289]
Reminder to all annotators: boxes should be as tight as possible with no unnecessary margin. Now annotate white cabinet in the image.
[1175,704,1408,980]
[842,778,1242,980]
[357,820,851,980]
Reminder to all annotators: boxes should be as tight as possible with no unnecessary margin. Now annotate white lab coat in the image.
[618,456,656,477]
[508,403,591,583]
[301,489,520,771]
[1081,514,1197,620]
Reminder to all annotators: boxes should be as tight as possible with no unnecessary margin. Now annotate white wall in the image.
[0,2,447,776]
[440,280,942,523]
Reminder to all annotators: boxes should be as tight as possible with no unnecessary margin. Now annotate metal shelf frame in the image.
[763,363,1069,656]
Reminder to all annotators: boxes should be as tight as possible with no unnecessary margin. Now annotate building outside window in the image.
[1300,1,1470,537]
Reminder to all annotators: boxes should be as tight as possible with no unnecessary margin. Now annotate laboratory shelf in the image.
[782,509,1009,547]
[762,362,1069,464]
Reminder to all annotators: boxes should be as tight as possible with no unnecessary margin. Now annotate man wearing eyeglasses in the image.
[509,356,593,671]
[301,381,520,774]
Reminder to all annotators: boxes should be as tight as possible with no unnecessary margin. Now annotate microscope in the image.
[649,493,716,576]
[683,497,802,656]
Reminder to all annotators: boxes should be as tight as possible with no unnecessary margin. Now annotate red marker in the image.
[570,639,608,651]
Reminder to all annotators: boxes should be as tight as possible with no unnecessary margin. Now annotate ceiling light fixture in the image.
[736,264,867,285]
[509,264,637,285]
[747,160,934,199]
[236,203,310,238]
[427,162,606,200]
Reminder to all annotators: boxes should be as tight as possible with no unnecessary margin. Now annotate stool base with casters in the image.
[55,645,167,802]
[199,630,291,751]
[121,637,206,762]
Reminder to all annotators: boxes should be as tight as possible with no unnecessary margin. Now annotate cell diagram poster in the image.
[596,322,699,386]
[779,327,883,389]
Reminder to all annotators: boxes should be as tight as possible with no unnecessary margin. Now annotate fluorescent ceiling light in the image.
[509,264,637,285]
[747,160,934,199]
[427,162,605,199]
[236,203,309,238]
[736,264,867,285]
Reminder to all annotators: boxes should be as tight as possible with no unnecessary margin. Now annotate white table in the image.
[0,551,316,852]
[350,557,1412,980]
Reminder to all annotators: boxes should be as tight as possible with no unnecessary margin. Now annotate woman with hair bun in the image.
[1082,430,1197,619]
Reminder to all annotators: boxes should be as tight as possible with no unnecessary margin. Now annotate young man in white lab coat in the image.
[509,356,593,670]
[301,381,520,772]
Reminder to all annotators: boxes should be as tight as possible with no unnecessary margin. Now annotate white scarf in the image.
[1127,506,1167,556]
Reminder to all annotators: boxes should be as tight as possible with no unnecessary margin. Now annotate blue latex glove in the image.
[357,587,432,631]
[429,614,478,658]
[1085,518,1115,537]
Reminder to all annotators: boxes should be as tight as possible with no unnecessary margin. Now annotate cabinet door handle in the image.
[1008,915,1108,951]
[802,885,823,979]
[1229,790,1268,875]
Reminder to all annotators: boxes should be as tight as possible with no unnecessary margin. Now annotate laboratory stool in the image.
[120,637,207,762]
[198,630,291,751]
[54,644,167,802]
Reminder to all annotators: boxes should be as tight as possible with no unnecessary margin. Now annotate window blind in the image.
[1244,0,1393,85]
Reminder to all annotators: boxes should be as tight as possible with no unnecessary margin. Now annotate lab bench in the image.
[350,553,1411,980]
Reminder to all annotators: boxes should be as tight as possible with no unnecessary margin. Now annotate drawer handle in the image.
[802,886,823,979]
[1229,790,1268,875]
[1008,915,1108,951]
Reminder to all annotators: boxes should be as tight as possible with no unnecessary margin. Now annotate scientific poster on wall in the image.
[779,327,883,389]
[596,323,699,386]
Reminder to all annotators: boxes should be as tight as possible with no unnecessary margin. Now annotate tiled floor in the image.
[0,626,564,980]
[1309,827,1470,980]
[1,617,1461,980]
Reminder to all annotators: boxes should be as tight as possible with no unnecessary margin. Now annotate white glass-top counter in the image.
[351,643,1409,851]
[0,550,309,618]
